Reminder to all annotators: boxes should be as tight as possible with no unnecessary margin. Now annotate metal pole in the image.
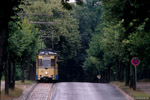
[52,32,53,49]
[41,42,42,49]
[41,32,43,49]
[51,30,55,49]
[135,65,137,90]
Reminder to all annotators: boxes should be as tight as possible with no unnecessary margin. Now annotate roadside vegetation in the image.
[0,80,35,100]
[1,88,22,100]
[111,81,150,100]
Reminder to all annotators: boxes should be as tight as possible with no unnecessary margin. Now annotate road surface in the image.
[50,82,131,100]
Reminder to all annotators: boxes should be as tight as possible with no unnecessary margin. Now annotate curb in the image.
[111,84,135,100]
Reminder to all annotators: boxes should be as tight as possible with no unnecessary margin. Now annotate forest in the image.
[0,0,150,95]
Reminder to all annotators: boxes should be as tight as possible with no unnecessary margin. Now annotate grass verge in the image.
[0,80,36,100]
[0,87,22,100]
[138,79,150,82]
[16,80,36,85]
[111,81,150,100]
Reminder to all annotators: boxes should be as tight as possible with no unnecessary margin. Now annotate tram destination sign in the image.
[131,57,140,66]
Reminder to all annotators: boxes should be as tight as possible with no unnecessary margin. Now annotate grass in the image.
[0,80,36,100]
[138,79,150,82]
[111,81,150,100]
[15,80,36,85]
[0,87,22,100]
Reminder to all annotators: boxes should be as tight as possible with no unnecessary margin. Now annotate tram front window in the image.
[42,60,51,66]
[42,57,51,67]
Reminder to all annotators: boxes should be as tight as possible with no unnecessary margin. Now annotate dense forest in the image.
[0,0,150,95]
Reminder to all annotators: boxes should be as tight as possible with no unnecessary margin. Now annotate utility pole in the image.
[40,30,56,50]
[19,8,57,50]
[51,30,55,49]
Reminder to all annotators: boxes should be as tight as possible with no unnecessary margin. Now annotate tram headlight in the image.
[45,72,48,75]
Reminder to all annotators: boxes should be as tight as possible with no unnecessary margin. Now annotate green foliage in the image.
[71,0,102,81]
[22,0,81,58]
[84,0,150,82]
[8,16,41,83]
[8,19,40,61]
[16,67,22,80]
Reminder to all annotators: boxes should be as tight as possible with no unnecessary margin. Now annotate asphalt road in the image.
[50,82,130,100]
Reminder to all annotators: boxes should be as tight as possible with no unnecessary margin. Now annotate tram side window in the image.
[38,59,42,67]
[51,59,55,66]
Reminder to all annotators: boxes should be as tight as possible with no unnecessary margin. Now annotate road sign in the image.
[131,57,140,90]
[97,75,101,79]
[131,57,140,66]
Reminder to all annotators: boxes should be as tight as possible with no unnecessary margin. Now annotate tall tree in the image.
[0,0,22,95]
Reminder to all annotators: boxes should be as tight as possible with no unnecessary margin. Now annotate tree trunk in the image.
[12,60,16,90]
[0,63,2,99]
[104,71,107,83]
[27,57,31,80]
[116,59,119,81]
[5,53,9,94]
[30,66,33,80]
[108,66,111,83]
[120,63,124,82]
[132,66,136,90]
[118,61,121,81]
[0,16,8,81]
[0,78,1,100]
[33,62,36,80]
[0,10,9,95]
[0,62,3,99]
[125,63,130,86]
[31,61,36,80]
[8,58,12,88]
[21,55,25,83]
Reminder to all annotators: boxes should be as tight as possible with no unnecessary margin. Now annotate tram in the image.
[36,49,58,82]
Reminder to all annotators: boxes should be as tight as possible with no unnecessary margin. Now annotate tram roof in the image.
[38,49,57,55]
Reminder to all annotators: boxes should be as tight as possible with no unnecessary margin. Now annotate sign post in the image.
[131,57,140,90]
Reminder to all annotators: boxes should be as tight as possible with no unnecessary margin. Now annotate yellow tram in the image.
[36,49,58,82]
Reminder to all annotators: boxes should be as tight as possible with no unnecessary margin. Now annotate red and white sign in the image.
[131,57,140,66]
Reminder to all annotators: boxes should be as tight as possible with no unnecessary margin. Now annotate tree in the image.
[0,0,23,95]
[83,34,104,82]
[71,0,102,81]
[3,18,40,94]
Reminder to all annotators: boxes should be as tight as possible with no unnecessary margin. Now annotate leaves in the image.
[8,19,40,60]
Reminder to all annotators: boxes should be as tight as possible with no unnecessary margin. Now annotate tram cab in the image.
[36,49,58,82]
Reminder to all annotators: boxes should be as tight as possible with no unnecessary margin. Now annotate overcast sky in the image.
[68,0,76,3]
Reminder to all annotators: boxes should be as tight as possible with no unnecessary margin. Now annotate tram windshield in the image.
[42,60,51,66]
[40,57,51,67]
[42,56,51,67]
[38,56,56,68]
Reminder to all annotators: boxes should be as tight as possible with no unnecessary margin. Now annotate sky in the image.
[68,0,76,3]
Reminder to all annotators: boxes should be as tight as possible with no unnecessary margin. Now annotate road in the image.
[50,82,131,100]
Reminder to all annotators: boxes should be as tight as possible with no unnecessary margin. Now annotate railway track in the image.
[25,83,53,100]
